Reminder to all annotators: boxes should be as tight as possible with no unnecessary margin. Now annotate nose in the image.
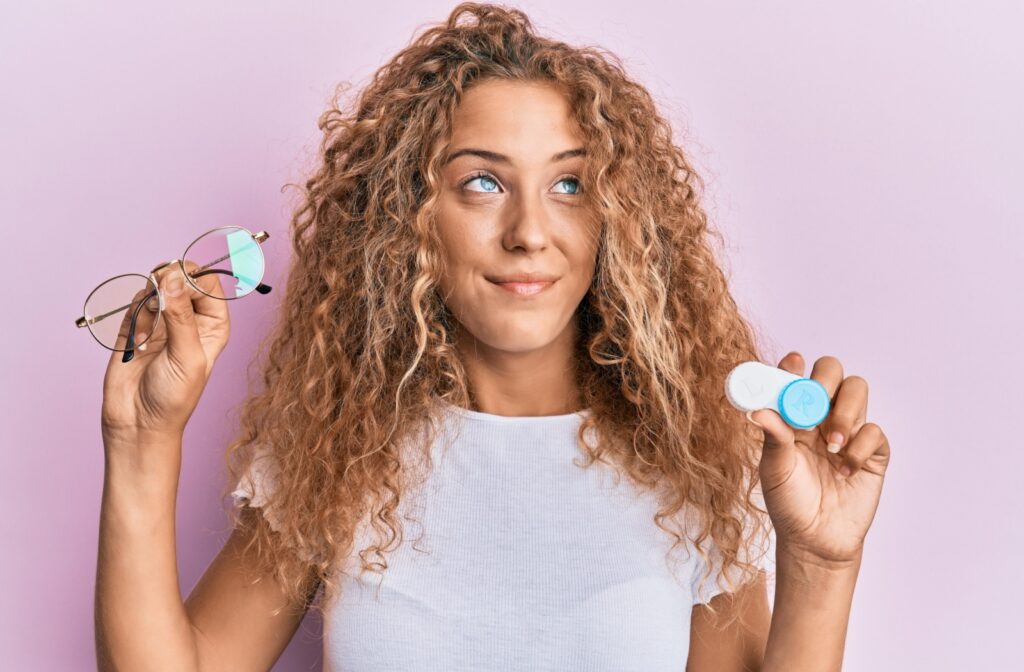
[501,189,551,253]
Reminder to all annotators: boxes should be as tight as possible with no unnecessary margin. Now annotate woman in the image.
[95,3,891,670]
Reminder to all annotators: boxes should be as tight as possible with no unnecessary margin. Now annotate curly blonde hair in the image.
[222,1,774,632]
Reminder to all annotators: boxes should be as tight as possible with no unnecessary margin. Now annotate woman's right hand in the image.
[100,260,231,443]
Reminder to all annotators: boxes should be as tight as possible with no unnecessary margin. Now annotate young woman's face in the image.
[434,79,601,356]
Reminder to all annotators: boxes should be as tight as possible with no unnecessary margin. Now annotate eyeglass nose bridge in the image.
[147,260,182,311]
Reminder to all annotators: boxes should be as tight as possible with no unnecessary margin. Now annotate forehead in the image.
[447,79,584,160]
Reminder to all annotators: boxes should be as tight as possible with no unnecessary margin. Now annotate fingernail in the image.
[837,464,852,480]
[136,331,148,351]
[745,410,764,428]
[165,271,183,296]
[827,431,844,454]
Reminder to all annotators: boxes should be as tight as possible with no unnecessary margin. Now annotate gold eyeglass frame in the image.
[74,226,271,363]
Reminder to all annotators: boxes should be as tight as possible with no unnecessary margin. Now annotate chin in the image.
[470,321,561,354]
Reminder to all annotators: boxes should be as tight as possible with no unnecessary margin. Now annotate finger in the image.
[806,355,843,452]
[835,421,888,480]
[748,406,796,448]
[819,375,868,454]
[179,259,230,324]
[747,404,795,461]
[747,406,799,495]
[808,355,844,401]
[155,264,204,373]
[776,351,805,377]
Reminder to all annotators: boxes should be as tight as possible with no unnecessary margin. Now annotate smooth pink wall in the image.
[3,1,1020,669]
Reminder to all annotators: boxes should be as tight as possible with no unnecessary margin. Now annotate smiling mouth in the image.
[488,279,555,297]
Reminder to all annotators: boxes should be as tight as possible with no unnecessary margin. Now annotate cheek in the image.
[434,208,469,273]
[570,229,600,278]
[434,224,485,308]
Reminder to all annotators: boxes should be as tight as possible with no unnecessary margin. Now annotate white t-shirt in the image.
[232,400,775,671]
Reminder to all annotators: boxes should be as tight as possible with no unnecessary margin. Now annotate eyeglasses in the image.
[74,226,272,363]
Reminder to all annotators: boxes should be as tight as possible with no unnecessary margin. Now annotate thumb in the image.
[158,265,203,371]
[747,408,798,487]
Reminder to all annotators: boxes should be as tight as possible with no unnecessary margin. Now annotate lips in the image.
[486,273,559,283]
[486,272,559,298]
[492,281,553,296]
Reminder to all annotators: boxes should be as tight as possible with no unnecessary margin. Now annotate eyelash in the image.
[460,171,583,195]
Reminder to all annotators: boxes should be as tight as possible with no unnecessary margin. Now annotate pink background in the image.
[3,1,1020,669]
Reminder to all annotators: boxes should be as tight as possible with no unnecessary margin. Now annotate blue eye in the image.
[554,177,581,195]
[463,173,500,193]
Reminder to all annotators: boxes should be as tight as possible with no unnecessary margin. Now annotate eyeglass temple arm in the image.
[73,230,272,329]
[75,268,272,330]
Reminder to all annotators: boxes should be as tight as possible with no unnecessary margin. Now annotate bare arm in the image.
[759,544,860,671]
[95,432,317,672]
[95,433,199,671]
[687,570,772,671]
[185,507,321,672]
[687,544,860,672]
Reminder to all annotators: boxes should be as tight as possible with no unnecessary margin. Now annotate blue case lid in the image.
[777,378,830,429]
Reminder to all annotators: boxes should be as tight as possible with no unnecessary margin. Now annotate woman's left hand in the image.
[748,352,891,566]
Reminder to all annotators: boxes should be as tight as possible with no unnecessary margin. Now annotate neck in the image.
[453,320,583,417]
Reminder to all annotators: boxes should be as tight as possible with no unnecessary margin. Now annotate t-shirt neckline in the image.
[438,398,592,425]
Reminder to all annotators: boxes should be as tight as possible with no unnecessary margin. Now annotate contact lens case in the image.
[725,361,830,429]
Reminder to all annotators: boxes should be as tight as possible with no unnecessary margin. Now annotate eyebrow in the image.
[443,147,586,166]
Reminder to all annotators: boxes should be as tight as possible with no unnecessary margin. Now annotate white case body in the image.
[724,361,802,412]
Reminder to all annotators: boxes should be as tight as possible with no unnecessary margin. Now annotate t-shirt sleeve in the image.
[690,496,777,607]
[230,447,321,565]
[230,446,287,534]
